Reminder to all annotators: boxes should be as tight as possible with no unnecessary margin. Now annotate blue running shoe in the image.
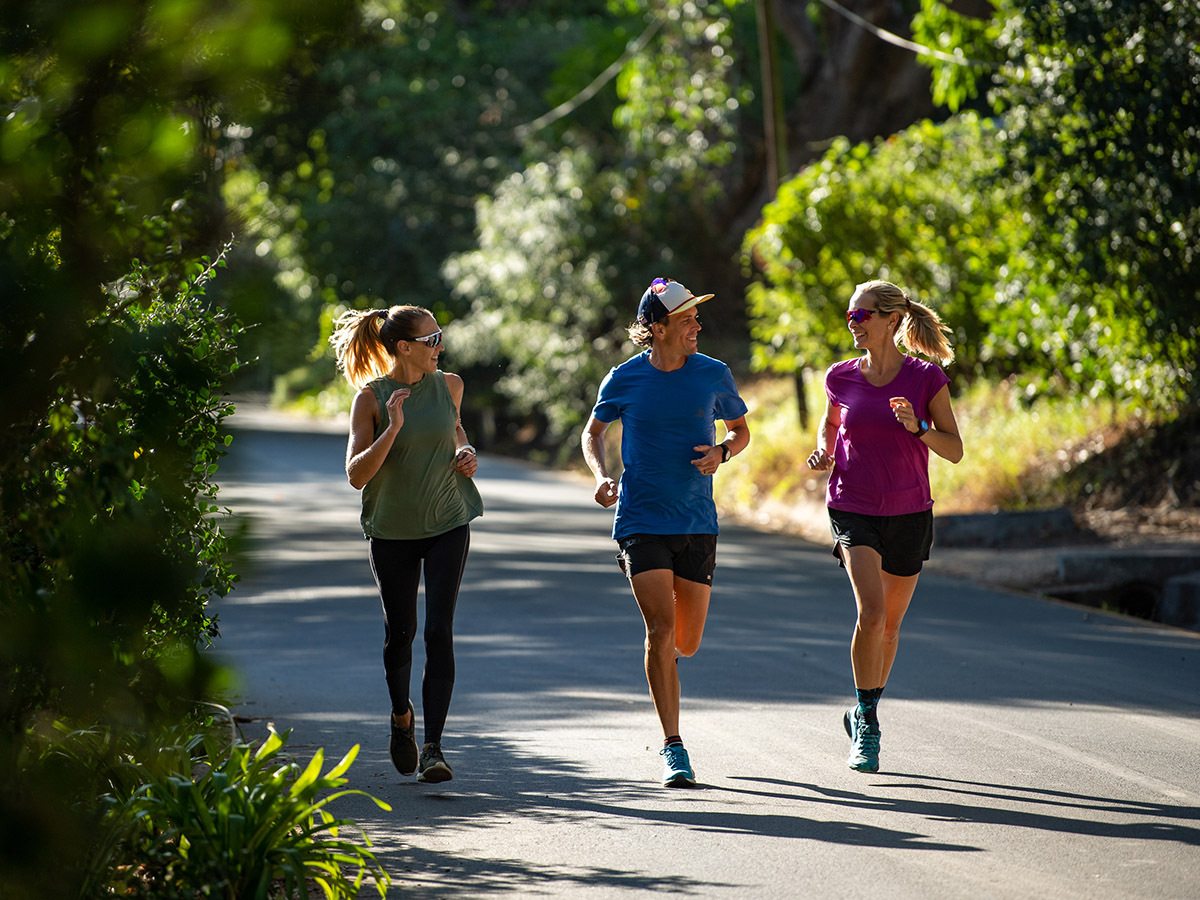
[845,706,880,773]
[660,743,696,787]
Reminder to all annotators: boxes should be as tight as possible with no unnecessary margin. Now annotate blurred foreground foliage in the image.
[0,1,389,896]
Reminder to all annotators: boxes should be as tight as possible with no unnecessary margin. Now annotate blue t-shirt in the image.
[592,351,748,540]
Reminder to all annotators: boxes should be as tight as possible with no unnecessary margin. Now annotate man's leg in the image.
[672,576,712,659]
[630,569,681,738]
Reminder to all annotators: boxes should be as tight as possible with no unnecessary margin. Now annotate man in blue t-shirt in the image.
[581,277,750,788]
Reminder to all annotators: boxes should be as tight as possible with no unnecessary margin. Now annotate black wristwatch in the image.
[719,443,732,463]
[914,418,930,438]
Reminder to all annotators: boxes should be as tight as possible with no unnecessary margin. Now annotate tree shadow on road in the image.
[720,774,1200,847]
[336,733,984,896]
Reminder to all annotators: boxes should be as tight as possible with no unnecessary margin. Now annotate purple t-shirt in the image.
[824,355,950,517]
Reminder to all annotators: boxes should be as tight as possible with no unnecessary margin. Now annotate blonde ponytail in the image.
[901,297,955,366]
[855,280,955,366]
[330,308,391,389]
[329,305,435,389]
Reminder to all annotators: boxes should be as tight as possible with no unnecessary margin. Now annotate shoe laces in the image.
[660,743,689,770]
[856,728,880,754]
[422,744,445,766]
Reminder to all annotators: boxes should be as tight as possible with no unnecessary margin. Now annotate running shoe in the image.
[843,705,859,740]
[844,705,880,773]
[389,701,419,776]
[659,743,696,787]
[416,742,454,784]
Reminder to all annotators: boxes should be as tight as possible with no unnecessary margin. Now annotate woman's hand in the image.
[384,388,411,433]
[807,448,833,471]
[888,396,919,433]
[453,445,478,477]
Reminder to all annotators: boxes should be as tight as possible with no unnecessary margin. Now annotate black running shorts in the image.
[615,533,717,586]
[828,508,933,577]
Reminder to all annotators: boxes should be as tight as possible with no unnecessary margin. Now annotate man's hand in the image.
[691,445,722,476]
[593,477,618,508]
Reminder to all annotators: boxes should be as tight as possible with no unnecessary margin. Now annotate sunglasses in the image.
[845,308,884,324]
[405,330,443,348]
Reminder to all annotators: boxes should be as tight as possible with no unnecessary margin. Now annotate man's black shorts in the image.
[615,533,717,586]
[828,508,933,577]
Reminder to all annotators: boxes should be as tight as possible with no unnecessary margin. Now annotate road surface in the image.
[212,420,1200,899]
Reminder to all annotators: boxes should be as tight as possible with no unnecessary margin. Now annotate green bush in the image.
[0,258,247,896]
[743,114,1019,381]
[742,112,1180,408]
[913,0,1200,407]
[94,724,391,900]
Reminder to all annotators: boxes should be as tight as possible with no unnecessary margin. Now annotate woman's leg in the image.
[419,524,470,745]
[877,570,920,687]
[843,545,888,690]
[845,548,920,689]
[368,538,423,724]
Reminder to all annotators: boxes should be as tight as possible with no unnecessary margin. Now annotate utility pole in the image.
[755,0,808,427]
[755,0,787,197]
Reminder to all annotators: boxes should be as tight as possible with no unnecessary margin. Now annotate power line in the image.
[512,2,992,142]
[514,19,662,140]
[814,0,993,68]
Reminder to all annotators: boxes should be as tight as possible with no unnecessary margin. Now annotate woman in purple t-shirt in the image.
[806,280,963,774]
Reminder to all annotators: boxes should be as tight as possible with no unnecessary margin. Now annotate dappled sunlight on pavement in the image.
[213,422,1200,898]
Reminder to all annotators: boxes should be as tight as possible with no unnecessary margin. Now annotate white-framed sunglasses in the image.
[405,330,443,348]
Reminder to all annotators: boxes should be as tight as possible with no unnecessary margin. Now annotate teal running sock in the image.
[856,687,883,729]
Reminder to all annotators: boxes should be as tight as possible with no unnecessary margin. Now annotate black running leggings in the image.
[368,524,470,746]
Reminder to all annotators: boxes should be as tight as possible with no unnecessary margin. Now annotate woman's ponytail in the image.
[330,308,394,389]
[856,280,955,366]
[900,297,955,366]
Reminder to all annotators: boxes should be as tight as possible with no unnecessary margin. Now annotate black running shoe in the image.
[416,742,453,784]
[389,701,419,776]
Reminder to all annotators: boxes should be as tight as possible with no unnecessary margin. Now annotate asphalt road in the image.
[213,421,1200,899]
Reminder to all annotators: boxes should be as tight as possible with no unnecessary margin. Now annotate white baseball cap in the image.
[637,277,715,325]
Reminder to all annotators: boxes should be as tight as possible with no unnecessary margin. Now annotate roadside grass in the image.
[714,373,1142,524]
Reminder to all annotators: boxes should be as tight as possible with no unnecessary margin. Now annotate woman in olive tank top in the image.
[331,305,483,784]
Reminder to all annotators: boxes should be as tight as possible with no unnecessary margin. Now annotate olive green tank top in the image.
[360,371,483,540]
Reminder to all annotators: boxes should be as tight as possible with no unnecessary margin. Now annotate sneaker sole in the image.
[417,763,453,784]
[843,708,854,739]
[392,754,418,776]
[848,758,879,773]
[662,773,697,788]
